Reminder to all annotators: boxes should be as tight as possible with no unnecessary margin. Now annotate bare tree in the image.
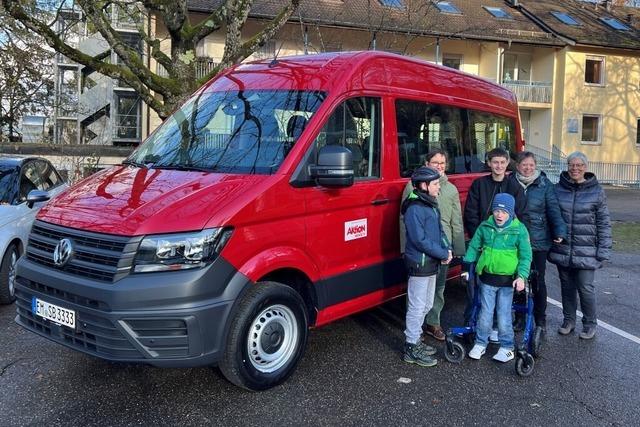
[0,9,54,142]
[2,0,301,120]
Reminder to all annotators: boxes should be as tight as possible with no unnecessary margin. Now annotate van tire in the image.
[0,244,19,305]
[219,281,308,391]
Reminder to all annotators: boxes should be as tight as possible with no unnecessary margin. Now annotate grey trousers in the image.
[404,274,437,344]
[557,266,597,327]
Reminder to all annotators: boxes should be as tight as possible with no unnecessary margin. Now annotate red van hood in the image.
[37,166,264,236]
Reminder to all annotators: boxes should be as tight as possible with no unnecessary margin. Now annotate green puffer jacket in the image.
[463,217,532,280]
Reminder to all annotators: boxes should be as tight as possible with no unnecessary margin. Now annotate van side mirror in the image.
[26,190,50,208]
[309,145,354,188]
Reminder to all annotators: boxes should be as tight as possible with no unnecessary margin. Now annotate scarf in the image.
[515,169,541,189]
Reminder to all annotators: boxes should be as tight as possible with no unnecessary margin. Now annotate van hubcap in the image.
[247,304,298,373]
[8,250,17,297]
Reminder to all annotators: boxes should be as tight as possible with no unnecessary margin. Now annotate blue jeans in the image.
[476,282,514,349]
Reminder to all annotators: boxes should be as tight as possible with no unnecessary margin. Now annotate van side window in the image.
[396,99,465,176]
[314,97,381,179]
[396,99,517,176]
[467,110,517,168]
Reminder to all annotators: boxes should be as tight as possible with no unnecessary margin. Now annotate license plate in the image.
[32,297,76,329]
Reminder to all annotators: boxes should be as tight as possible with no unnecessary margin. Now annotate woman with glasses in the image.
[548,152,612,339]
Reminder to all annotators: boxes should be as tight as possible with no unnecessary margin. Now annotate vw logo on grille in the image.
[53,238,74,267]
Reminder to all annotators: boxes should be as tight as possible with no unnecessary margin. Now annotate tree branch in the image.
[225,0,300,66]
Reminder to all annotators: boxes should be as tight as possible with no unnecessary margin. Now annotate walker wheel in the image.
[444,340,466,364]
[530,326,544,358]
[515,353,535,377]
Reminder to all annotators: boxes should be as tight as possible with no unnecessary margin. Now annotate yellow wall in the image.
[555,47,640,164]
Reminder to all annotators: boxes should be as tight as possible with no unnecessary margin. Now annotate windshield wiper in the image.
[151,164,213,173]
[122,159,149,169]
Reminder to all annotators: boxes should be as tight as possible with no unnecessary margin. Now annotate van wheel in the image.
[219,281,308,391]
[0,244,19,305]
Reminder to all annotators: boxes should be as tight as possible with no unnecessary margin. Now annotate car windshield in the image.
[128,89,325,174]
[0,167,18,205]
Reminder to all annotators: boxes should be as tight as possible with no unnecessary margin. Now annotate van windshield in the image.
[128,89,325,174]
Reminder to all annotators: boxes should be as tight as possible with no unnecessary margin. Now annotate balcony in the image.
[500,80,552,105]
[155,57,219,80]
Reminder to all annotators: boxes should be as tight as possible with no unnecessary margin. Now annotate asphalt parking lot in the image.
[2,187,640,426]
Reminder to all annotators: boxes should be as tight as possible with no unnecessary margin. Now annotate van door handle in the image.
[371,198,389,206]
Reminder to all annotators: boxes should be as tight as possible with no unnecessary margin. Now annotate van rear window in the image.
[129,90,325,174]
[396,99,516,176]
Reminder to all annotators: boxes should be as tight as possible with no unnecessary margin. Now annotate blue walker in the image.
[444,265,544,376]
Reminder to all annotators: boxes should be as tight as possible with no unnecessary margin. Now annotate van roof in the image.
[211,51,518,117]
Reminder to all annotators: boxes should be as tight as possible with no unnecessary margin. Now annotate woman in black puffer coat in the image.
[511,152,567,332]
[548,152,612,340]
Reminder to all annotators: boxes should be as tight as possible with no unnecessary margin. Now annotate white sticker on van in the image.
[345,219,367,241]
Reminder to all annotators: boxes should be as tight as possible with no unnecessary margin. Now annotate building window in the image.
[484,7,512,19]
[502,53,531,83]
[57,67,79,117]
[56,119,78,145]
[581,115,601,144]
[434,1,462,14]
[442,54,462,70]
[600,17,630,31]
[379,0,404,8]
[113,92,141,142]
[550,11,580,26]
[585,56,605,85]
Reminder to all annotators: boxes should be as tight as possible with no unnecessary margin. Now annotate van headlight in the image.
[133,228,232,273]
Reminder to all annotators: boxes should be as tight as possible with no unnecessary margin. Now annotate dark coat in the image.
[402,193,450,276]
[548,172,612,270]
[512,172,567,251]
[463,174,527,238]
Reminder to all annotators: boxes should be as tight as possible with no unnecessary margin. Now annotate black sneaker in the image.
[403,342,437,367]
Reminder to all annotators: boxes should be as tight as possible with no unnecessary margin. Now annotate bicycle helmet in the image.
[411,166,440,189]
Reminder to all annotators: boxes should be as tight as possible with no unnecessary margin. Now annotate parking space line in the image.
[547,297,640,345]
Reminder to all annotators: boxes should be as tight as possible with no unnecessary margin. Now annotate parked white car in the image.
[0,156,68,304]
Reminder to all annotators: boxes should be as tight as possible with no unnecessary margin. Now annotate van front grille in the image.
[26,220,142,282]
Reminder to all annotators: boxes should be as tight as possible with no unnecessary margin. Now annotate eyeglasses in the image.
[568,163,586,169]
[428,161,446,166]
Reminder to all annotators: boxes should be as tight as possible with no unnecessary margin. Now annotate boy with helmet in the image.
[401,166,453,367]
[463,193,532,362]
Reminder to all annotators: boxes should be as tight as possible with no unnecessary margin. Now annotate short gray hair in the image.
[567,151,588,168]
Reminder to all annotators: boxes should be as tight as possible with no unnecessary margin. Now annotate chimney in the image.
[605,0,612,12]
[628,14,635,26]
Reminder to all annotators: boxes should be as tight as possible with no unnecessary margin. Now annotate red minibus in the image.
[13,51,523,390]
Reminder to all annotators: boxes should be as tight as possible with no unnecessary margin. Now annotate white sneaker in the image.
[492,347,515,363]
[489,330,499,343]
[468,344,486,360]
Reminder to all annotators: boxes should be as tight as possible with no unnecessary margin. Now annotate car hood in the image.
[37,166,266,236]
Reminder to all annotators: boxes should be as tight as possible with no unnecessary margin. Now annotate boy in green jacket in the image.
[463,193,532,362]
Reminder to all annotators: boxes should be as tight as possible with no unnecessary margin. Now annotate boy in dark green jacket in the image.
[463,193,532,363]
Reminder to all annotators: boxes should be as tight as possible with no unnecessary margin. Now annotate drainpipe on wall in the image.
[303,26,308,55]
[497,46,504,84]
[372,32,377,50]
[435,38,440,64]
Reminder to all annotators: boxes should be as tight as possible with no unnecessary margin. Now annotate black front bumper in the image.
[14,256,252,367]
